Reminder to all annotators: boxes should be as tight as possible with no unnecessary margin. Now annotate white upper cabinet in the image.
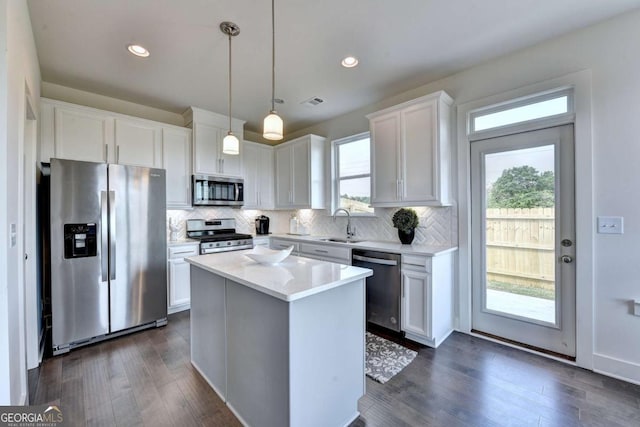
[163,127,192,209]
[39,98,193,208]
[274,134,326,210]
[114,118,163,168]
[185,107,245,177]
[243,141,275,210]
[367,91,453,207]
[40,101,114,163]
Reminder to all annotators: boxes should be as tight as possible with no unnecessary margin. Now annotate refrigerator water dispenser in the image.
[64,223,97,258]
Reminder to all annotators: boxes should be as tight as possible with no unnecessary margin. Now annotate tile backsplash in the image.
[167,206,457,247]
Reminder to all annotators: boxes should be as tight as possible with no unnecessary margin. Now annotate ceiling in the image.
[27,0,640,136]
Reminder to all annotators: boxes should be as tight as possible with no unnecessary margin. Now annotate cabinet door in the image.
[291,140,310,207]
[370,113,400,204]
[54,107,113,163]
[401,100,437,203]
[244,142,275,210]
[193,122,221,175]
[169,258,191,309]
[275,145,293,208]
[220,145,242,177]
[401,268,431,339]
[258,146,275,209]
[242,143,260,208]
[115,119,162,168]
[164,127,192,208]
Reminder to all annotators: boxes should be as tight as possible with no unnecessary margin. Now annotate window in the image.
[333,132,373,214]
[470,89,572,134]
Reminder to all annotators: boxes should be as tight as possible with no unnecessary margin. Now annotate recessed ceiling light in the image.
[341,56,359,68]
[127,44,150,58]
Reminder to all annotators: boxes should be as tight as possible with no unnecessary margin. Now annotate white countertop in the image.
[186,250,373,302]
[270,234,457,256]
[167,238,199,247]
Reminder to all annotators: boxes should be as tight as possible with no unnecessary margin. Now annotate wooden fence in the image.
[485,208,555,290]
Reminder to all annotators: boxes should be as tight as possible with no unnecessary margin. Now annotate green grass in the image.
[487,280,555,300]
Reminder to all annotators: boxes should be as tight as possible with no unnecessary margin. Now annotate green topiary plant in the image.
[392,208,419,232]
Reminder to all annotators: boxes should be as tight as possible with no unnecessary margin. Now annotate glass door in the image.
[471,125,576,358]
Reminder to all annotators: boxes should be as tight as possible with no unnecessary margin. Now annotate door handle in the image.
[109,191,116,280]
[116,145,120,164]
[560,255,573,264]
[101,191,108,282]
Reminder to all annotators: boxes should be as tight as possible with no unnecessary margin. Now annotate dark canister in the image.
[255,215,270,235]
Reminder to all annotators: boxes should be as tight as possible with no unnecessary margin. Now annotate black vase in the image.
[398,228,415,244]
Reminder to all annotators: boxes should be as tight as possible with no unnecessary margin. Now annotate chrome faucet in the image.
[332,208,356,239]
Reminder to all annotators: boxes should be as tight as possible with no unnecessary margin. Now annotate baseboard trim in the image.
[593,353,640,385]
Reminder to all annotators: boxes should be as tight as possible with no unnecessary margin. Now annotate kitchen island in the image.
[186,250,373,427]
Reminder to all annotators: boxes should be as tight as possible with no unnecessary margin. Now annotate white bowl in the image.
[244,245,293,264]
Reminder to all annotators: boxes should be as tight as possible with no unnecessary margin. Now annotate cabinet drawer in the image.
[169,245,199,259]
[401,254,431,272]
[299,243,350,262]
[271,239,299,253]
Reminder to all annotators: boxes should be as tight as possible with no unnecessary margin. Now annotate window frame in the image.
[332,131,374,216]
[468,88,575,140]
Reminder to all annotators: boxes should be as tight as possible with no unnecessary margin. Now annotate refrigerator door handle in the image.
[101,191,109,282]
[109,190,116,280]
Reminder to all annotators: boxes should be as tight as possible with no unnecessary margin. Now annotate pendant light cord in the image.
[228,32,233,133]
[271,0,276,113]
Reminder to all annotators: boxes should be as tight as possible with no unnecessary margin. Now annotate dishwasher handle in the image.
[353,254,398,266]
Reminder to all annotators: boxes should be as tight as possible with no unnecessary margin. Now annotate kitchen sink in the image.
[320,238,362,244]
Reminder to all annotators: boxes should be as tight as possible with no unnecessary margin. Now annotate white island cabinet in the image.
[186,251,372,427]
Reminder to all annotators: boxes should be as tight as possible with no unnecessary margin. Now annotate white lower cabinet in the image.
[401,252,454,347]
[299,242,351,265]
[252,236,270,248]
[168,244,199,313]
[270,238,300,254]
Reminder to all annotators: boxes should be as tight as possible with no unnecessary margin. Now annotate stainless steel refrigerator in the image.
[45,158,167,355]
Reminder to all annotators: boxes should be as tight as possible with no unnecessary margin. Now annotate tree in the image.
[487,166,554,208]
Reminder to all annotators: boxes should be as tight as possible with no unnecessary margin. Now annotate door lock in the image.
[560,255,573,264]
[561,239,573,247]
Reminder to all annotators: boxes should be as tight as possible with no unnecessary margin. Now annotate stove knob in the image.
[227,241,231,246]
[216,242,221,247]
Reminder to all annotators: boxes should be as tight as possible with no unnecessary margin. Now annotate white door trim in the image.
[456,70,594,369]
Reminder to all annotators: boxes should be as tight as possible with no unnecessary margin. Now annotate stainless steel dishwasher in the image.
[352,249,402,332]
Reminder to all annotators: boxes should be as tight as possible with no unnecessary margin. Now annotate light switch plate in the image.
[597,216,624,234]
[9,223,17,247]
[634,300,640,316]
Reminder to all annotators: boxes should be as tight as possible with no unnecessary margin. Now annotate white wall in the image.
[41,81,185,126]
[0,0,41,405]
[288,9,640,382]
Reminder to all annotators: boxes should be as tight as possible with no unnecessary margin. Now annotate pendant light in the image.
[263,0,283,140]
[220,22,240,155]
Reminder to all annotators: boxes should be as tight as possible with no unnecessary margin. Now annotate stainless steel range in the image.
[187,218,253,254]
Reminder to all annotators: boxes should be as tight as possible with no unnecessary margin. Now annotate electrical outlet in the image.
[597,216,624,234]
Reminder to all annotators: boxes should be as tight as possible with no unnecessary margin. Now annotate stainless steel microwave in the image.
[192,175,244,206]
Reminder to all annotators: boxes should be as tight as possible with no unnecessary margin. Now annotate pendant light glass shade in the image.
[222,132,240,155]
[263,111,283,141]
[263,0,284,141]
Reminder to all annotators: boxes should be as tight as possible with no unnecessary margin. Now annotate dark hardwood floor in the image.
[29,311,640,426]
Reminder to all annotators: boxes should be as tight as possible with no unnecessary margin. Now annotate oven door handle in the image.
[353,254,398,266]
